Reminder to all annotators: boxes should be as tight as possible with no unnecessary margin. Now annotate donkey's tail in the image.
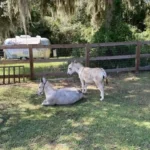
[101,68,108,85]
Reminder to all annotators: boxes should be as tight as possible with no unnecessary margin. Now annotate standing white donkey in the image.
[67,61,108,101]
[37,77,84,106]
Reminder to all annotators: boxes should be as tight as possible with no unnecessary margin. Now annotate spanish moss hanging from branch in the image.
[18,0,31,34]
[7,0,31,35]
[56,0,76,15]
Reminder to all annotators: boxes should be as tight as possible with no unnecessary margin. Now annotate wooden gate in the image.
[0,66,25,85]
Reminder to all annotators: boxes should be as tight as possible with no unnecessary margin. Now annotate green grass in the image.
[0,72,150,150]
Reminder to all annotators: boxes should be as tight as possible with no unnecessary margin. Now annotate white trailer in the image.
[3,35,51,59]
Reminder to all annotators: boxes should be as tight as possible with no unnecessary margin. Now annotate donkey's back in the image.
[55,88,83,105]
[80,67,108,84]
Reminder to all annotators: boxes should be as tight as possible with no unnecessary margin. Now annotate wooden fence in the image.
[0,66,25,84]
[0,41,150,80]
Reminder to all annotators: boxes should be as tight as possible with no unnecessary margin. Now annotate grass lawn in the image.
[0,72,150,150]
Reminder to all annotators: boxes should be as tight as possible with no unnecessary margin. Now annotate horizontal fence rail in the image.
[0,40,150,80]
[1,54,150,64]
[1,41,150,49]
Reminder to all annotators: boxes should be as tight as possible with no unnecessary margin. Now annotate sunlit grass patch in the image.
[0,72,150,150]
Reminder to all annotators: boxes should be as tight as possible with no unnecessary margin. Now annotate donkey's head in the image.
[37,77,47,95]
[67,60,83,75]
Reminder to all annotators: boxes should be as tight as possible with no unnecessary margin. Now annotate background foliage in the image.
[0,0,150,60]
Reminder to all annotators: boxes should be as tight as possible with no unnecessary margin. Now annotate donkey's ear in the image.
[42,77,46,83]
[68,59,75,64]
[74,59,77,63]
[78,59,83,64]
[68,60,71,64]
[40,78,43,83]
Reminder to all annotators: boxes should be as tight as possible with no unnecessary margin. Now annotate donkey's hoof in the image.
[42,100,49,106]
[100,98,104,101]
[82,91,87,94]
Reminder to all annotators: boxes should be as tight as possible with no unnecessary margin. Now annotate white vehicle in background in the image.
[3,35,51,59]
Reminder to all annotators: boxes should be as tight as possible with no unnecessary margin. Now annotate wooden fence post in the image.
[3,67,5,84]
[85,44,90,67]
[135,42,141,73]
[29,46,34,80]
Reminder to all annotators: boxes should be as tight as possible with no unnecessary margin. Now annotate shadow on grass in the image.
[0,102,150,150]
[0,72,150,150]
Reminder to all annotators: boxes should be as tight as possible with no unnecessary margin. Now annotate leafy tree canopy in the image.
[0,0,150,44]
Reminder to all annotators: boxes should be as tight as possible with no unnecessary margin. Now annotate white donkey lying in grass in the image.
[37,77,84,106]
[67,61,108,101]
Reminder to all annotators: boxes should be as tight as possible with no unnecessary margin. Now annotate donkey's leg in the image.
[96,82,104,101]
[84,83,88,93]
[100,85,104,101]
[80,78,86,93]
[42,99,49,106]
[42,99,55,106]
